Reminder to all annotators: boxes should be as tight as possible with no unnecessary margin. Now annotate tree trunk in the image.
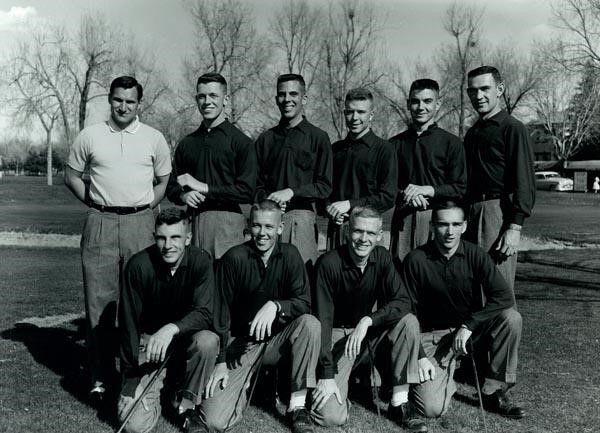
[46,132,53,186]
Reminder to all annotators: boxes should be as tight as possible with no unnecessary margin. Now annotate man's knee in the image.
[188,330,219,357]
[119,405,160,433]
[204,415,228,433]
[500,308,522,328]
[419,398,447,419]
[390,313,420,343]
[311,400,348,427]
[295,314,320,338]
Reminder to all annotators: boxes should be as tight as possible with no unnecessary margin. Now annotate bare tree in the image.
[441,1,484,137]
[487,42,542,115]
[550,0,600,71]
[269,0,323,90]
[184,0,271,129]
[533,65,600,161]
[316,0,385,140]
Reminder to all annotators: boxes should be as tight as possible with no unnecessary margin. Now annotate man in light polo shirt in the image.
[65,75,172,402]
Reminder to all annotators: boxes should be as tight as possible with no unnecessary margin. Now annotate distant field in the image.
[1,176,599,244]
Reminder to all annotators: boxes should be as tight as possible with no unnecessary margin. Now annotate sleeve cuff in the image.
[277,300,292,319]
[369,310,385,327]
[121,377,141,398]
[509,212,526,226]
[319,365,336,380]
[418,343,426,360]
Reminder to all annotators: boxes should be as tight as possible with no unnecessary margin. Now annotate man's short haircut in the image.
[197,72,228,92]
[277,73,306,92]
[155,207,188,227]
[349,205,383,229]
[409,79,440,95]
[345,87,373,103]
[431,200,466,222]
[110,76,143,100]
[468,66,503,84]
[250,199,282,220]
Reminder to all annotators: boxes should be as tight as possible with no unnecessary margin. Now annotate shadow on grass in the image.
[0,318,121,427]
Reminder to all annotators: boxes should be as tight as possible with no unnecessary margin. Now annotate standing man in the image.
[464,66,535,291]
[326,88,397,249]
[390,79,466,261]
[200,200,320,433]
[400,201,524,419]
[65,76,171,400]
[255,74,332,266]
[118,208,218,433]
[311,206,426,433]
[167,72,256,259]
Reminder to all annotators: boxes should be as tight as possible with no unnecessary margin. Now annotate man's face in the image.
[276,80,307,121]
[407,88,440,126]
[431,208,467,253]
[154,221,191,267]
[344,99,373,135]
[467,73,504,117]
[109,87,141,128]
[196,81,228,121]
[348,216,383,259]
[250,209,283,254]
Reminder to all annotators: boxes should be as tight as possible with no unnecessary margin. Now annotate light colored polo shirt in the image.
[67,117,172,206]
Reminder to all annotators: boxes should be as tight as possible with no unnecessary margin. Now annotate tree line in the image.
[1,0,599,185]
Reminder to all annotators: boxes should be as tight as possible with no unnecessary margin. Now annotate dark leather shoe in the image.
[183,409,209,433]
[289,407,314,433]
[88,384,105,406]
[388,402,428,433]
[482,391,525,419]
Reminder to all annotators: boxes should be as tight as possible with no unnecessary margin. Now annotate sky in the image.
[0,0,557,138]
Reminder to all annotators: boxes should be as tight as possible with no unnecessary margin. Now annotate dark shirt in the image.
[390,123,466,206]
[402,240,514,334]
[330,130,397,213]
[166,119,256,213]
[119,245,214,396]
[214,241,311,362]
[314,245,412,379]
[255,118,332,212]
[464,110,535,225]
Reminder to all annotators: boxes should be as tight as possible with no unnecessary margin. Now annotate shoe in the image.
[89,383,105,406]
[388,402,428,433]
[289,407,314,433]
[481,390,525,419]
[182,409,209,433]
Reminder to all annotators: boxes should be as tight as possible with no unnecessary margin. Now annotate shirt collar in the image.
[425,240,466,260]
[345,129,377,148]
[410,122,439,137]
[277,116,310,135]
[478,109,508,126]
[107,116,140,134]
[198,118,230,135]
[340,244,378,269]
[245,240,284,260]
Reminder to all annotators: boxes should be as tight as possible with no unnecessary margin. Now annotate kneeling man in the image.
[401,201,524,419]
[201,199,320,433]
[118,208,219,433]
[312,206,427,433]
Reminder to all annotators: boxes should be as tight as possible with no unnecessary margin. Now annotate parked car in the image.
[534,171,574,191]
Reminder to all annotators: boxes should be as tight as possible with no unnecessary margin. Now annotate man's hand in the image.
[177,173,208,193]
[453,326,473,356]
[326,201,351,221]
[181,191,206,208]
[408,194,429,210]
[345,316,372,359]
[205,362,229,399]
[495,225,521,260]
[312,379,343,411]
[267,188,294,207]
[417,357,436,382]
[145,323,178,363]
[249,301,278,341]
[403,184,435,204]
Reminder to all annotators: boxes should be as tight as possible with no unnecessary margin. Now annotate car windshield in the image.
[546,173,560,178]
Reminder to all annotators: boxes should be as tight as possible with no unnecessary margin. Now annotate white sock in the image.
[482,378,507,395]
[177,397,195,414]
[288,389,307,411]
[390,384,409,407]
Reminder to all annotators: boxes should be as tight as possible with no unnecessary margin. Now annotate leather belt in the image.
[90,203,150,215]
[471,192,502,202]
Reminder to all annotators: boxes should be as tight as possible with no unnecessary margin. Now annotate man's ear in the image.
[461,221,467,235]
[277,221,284,236]
[376,228,383,243]
[496,82,505,97]
[223,94,230,108]
[185,230,192,246]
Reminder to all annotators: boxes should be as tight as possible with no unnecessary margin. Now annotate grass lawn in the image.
[1,246,599,433]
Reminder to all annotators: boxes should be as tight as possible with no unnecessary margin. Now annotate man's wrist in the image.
[273,300,282,313]
[508,223,522,231]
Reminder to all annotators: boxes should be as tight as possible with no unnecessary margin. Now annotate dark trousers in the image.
[390,209,433,262]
